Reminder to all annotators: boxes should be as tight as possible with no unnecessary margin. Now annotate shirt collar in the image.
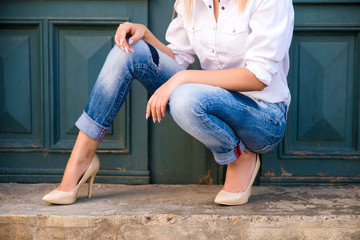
[201,0,230,7]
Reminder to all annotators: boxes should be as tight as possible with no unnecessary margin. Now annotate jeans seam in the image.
[195,100,239,150]
[134,66,167,85]
[96,127,108,141]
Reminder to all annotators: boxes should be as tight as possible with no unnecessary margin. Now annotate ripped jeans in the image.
[75,40,287,165]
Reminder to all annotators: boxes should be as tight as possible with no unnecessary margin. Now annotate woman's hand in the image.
[114,22,147,53]
[146,71,187,123]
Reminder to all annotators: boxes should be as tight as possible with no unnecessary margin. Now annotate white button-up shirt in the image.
[165,0,294,106]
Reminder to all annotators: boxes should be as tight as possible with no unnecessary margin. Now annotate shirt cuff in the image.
[174,55,190,69]
[245,63,272,86]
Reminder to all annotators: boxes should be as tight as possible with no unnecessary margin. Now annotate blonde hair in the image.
[173,0,248,22]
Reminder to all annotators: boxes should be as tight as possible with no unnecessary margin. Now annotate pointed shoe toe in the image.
[42,189,76,205]
[214,189,251,205]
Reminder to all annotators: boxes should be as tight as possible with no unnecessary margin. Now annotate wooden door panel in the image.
[287,34,355,155]
[0,22,43,149]
[50,21,129,151]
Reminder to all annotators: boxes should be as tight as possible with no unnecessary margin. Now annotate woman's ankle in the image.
[56,131,99,192]
[222,148,257,192]
[228,148,256,167]
[57,156,94,191]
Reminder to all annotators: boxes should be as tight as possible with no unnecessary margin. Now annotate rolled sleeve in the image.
[165,0,195,69]
[245,62,273,86]
[244,0,294,85]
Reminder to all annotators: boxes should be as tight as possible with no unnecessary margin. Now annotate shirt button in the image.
[211,48,215,53]
[221,6,225,10]
[232,28,236,33]
[192,26,195,31]
[209,5,212,8]
[213,26,216,30]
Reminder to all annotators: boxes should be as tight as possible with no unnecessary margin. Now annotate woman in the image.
[43,0,294,205]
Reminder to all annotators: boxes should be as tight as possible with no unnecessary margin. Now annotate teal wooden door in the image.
[0,0,150,183]
[261,0,360,185]
[1,0,359,185]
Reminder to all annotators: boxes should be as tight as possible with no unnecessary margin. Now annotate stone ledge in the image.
[0,184,359,239]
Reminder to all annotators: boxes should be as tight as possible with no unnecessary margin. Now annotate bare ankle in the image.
[222,149,258,192]
[229,148,255,166]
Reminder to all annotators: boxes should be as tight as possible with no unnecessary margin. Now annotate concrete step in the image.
[0,183,359,240]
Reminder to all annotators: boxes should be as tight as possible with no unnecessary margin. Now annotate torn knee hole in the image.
[145,42,159,66]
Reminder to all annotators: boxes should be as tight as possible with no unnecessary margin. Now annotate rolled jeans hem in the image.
[212,141,246,165]
[75,111,108,141]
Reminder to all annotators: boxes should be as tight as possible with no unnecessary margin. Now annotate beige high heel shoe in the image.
[214,154,260,205]
[42,154,100,205]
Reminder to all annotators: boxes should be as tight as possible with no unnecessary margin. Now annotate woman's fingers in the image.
[115,25,127,49]
[151,96,161,123]
[146,91,170,123]
[146,96,154,122]
[115,23,131,51]
[160,95,169,119]
[128,31,142,48]
[151,100,159,123]
[146,79,180,123]
[114,33,120,47]
[146,95,158,123]
[115,22,145,53]
[155,98,163,122]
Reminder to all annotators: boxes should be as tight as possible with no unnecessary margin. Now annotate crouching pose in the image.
[43,0,294,205]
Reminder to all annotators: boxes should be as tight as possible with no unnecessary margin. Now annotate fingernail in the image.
[120,46,124,51]
[125,47,129,53]
[120,39,123,45]
[146,114,148,120]
[162,113,165,118]
[129,39,133,44]
[157,118,161,123]
[153,118,156,123]
[129,48,134,53]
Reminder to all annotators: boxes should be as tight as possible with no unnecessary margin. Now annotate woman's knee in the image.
[99,40,149,77]
[107,39,149,62]
[169,84,206,121]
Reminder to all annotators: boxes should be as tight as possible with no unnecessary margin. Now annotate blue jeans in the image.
[76,39,287,165]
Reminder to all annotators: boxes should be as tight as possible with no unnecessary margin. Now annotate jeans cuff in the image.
[75,111,108,141]
[212,141,246,165]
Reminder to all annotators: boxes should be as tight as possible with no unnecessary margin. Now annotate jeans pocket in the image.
[275,102,288,120]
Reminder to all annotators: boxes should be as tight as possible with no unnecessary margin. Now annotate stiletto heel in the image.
[214,154,260,205]
[42,154,100,205]
[88,174,96,198]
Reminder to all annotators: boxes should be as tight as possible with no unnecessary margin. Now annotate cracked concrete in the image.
[0,184,359,239]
